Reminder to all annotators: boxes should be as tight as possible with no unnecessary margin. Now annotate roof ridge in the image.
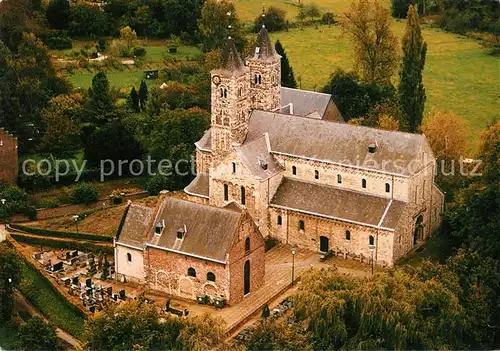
[166,197,242,216]
[281,86,332,97]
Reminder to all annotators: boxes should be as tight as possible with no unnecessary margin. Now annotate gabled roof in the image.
[247,26,280,62]
[116,204,154,248]
[146,197,243,262]
[184,173,209,199]
[246,111,433,176]
[271,177,406,230]
[280,87,332,118]
[235,133,283,179]
[212,39,247,77]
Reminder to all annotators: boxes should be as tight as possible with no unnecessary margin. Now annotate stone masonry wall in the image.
[246,59,281,112]
[115,245,145,282]
[0,129,18,185]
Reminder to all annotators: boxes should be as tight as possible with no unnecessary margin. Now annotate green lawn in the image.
[270,24,500,144]
[69,70,147,90]
[18,261,86,337]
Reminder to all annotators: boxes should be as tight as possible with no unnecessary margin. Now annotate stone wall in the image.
[115,244,145,282]
[246,58,281,112]
[269,207,395,266]
[195,149,212,174]
[0,129,18,185]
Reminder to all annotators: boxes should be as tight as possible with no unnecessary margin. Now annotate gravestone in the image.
[51,261,63,272]
[72,275,79,285]
[86,278,92,288]
[119,290,126,300]
[106,286,112,296]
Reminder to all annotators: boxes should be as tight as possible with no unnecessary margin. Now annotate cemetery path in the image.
[14,291,83,350]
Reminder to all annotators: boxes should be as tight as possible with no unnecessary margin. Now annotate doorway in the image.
[320,236,329,253]
[414,215,424,245]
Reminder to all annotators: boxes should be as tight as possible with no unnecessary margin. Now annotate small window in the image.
[385,183,390,193]
[177,231,183,239]
[220,88,223,98]
[292,166,297,175]
[277,215,282,225]
[299,220,305,231]
[258,75,261,84]
[362,179,367,189]
[223,88,228,98]
[187,268,196,277]
[207,272,216,282]
[241,186,246,205]
[271,75,275,83]
[369,235,375,246]
[415,186,418,203]
[232,162,236,173]
[337,174,342,184]
[423,180,426,199]
[245,237,250,253]
[238,87,242,97]
[314,170,319,180]
[127,253,132,262]
[224,184,228,201]
[345,230,351,241]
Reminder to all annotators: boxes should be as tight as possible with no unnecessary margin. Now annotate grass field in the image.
[269,24,499,144]
[18,261,86,337]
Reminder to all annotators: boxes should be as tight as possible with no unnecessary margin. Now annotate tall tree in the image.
[84,72,115,126]
[275,40,297,88]
[18,317,62,351]
[340,0,398,84]
[128,86,139,112]
[138,80,148,111]
[46,0,70,30]
[398,4,427,133]
[0,245,22,324]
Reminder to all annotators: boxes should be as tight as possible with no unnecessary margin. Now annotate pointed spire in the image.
[249,25,280,61]
[219,38,245,74]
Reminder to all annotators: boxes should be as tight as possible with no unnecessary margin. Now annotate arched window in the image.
[362,179,367,189]
[207,272,216,282]
[277,215,282,225]
[238,87,242,97]
[299,220,305,231]
[187,267,196,277]
[337,174,342,184]
[271,75,275,83]
[314,170,319,180]
[223,88,228,98]
[245,237,250,253]
[369,235,375,246]
[127,253,132,262]
[415,186,418,203]
[346,230,351,241]
[254,74,262,84]
[241,186,246,205]
[220,88,224,97]
[385,183,390,193]
[292,166,297,175]
[258,75,261,84]
[422,180,426,199]
[224,184,229,201]
[232,162,236,173]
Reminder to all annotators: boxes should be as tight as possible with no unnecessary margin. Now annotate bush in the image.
[254,6,287,32]
[145,174,174,195]
[133,47,147,57]
[45,35,73,50]
[70,182,99,205]
[391,0,412,19]
[98,38,106,52]
[321,12,336,25]
[11,233,113,254]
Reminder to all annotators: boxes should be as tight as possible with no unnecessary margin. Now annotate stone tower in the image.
[246,25,281,112]
[210,39,251,160]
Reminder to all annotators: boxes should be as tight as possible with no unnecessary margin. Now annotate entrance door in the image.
[414,215,424,244]
[320,236,329,253]
[244,260,250,295]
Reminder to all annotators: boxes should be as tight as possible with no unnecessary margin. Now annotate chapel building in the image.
[184,26,445,267]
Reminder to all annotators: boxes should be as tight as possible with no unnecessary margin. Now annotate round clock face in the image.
[212,75,221,85]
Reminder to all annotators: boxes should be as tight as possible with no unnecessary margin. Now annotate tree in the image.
[198,0,244,52]
[275,40,297,88]
[254,7,286,32]
[340,0,398,84]
[297,3,322,22]
[84,72,116,126]
[138,80,148,111]
[0,245,22,324]
[46,0,70,30]
[119,26,137,54]
[18,317,61,351]
[377,114,399,131]
[40,93,83,157]
[392,0,414,18]
[261,303,270,318]
[128,87,139,112]
[399,5,427,133]
[69,4,109,38]
[246,319,310,351]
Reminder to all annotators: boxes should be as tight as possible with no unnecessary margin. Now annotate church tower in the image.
[246,25,281,112]
[210,39,251,159]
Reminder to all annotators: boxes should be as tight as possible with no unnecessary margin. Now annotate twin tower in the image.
[210,26,282,157]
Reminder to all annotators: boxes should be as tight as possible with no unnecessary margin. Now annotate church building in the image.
[184,26,445,267]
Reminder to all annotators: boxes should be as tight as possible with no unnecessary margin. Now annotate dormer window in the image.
[155,220,165,235]
[176,225,187,239]
[177,231,183,239]
[368,143,377,153]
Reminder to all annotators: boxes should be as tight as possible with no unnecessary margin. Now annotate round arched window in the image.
[207,272,216,282]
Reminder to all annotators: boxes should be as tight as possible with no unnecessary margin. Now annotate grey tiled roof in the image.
[184,173,209,198]
[236,134,283,179]
[195,130,211,151]
[147,198,242,262]
[116,204,154,248]
[280,87,332,118]
[270,177,405,229]
[213,39,247,77]
[247,111,432,176]
[248,26,280,61]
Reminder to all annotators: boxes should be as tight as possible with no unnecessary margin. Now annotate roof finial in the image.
[261,5,266,28]
[227,11,232,39]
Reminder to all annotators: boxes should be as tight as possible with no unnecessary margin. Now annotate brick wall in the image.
[0,129,18,185]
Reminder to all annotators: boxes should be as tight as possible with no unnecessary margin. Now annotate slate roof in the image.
[246,111,433,176]
[248,26,280,61]
[212,39,247,77]
[270,178,406,229]
[184,173,209,198]
[195,130,212,151]
[280,87,332,118]
[146,197,242,262]
[235,133,283,179]
[116,204,154,248]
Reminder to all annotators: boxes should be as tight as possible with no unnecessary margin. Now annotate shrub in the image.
[45,35,73,50]
[254,7,286,32]
[321,12,336,25]
[133,47,147,57]
[391,0,412,19]
[98,38,106,52]
[70,182,98,205]
[145,174,174,195]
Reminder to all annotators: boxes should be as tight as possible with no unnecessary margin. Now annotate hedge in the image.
[10,233,113,255]
[9,223,113,243]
